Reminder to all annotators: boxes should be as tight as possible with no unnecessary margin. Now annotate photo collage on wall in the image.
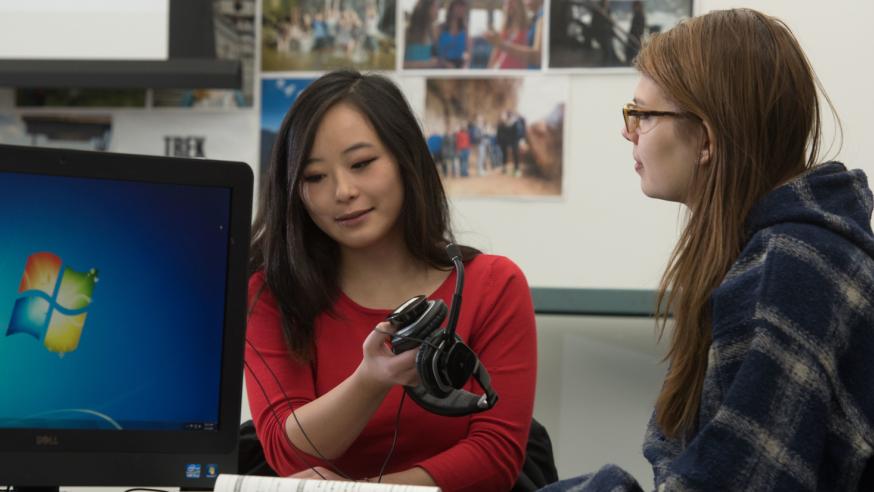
[260,0,693,198]
[0,0,694,199]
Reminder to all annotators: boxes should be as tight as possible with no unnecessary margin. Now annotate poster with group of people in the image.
[263,0,396,71]
[423,76,566,196]
[259,0,693,197]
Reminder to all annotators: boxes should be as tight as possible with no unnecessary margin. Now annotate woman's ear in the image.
[699,120,715,166]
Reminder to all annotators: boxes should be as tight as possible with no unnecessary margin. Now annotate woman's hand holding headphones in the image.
[356,321,421,389]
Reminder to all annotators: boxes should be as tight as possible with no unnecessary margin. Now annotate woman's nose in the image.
[334,172,359,201]
[621,125,636,143]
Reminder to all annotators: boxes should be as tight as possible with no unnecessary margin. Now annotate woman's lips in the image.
[336,208,374,225]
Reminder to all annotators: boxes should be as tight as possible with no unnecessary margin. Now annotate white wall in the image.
[440,0,874,291]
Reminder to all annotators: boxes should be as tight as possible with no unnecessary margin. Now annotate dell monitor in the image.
[0,144,253,490]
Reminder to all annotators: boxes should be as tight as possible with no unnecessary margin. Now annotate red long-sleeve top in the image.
[244,254,537,492]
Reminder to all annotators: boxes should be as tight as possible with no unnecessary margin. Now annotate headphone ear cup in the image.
[421,301,447,336]
[442,339,478,388]
[416,329,450,398]
[392,300,447,353]
[408,332,499,416]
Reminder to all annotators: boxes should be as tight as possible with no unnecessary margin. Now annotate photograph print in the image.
[423,76,567,197]
[402,0,544,70]
[260,77,316,190]
[549,0,693,69]
[262,0,396,71]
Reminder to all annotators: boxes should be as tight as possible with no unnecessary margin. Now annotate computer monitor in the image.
[0,144,253,490]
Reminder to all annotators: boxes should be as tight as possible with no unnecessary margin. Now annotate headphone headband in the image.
[405,359,498,417]
[386,243,499,417]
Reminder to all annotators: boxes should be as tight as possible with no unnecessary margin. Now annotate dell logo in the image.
[35,435,59,446]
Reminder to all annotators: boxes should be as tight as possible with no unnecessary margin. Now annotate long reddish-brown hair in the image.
[635,9,835,438]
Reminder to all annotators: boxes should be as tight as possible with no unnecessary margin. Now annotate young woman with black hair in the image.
[245,70,537,491]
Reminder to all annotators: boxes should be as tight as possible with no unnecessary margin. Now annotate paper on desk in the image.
[214,474,441,492]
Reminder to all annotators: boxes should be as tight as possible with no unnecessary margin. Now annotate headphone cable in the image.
[444,244,464,342]
[245,335,413,483]
[245,338,352,479]
[376,391,406,482]
[243,358,334,480]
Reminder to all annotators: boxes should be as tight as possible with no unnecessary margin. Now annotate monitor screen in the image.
[0,144,252,489]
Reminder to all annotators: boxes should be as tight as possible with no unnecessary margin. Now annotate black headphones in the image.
[386,244,498,417]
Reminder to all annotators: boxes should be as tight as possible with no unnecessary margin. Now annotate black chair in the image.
[512,418,559,491]
[238,419,277,477]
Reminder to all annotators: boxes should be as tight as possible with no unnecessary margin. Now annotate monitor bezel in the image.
[0,144,253,487]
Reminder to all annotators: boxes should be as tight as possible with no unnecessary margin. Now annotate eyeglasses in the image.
[622,103,685,134]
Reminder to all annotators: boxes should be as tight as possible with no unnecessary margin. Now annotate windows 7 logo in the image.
[6,252,98,356]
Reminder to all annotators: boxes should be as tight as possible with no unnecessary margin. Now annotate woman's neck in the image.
[338,234,449,310]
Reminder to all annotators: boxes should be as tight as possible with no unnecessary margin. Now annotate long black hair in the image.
[249,70,478,361]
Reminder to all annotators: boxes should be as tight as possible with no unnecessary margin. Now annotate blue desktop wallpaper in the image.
[0,171,231,431]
